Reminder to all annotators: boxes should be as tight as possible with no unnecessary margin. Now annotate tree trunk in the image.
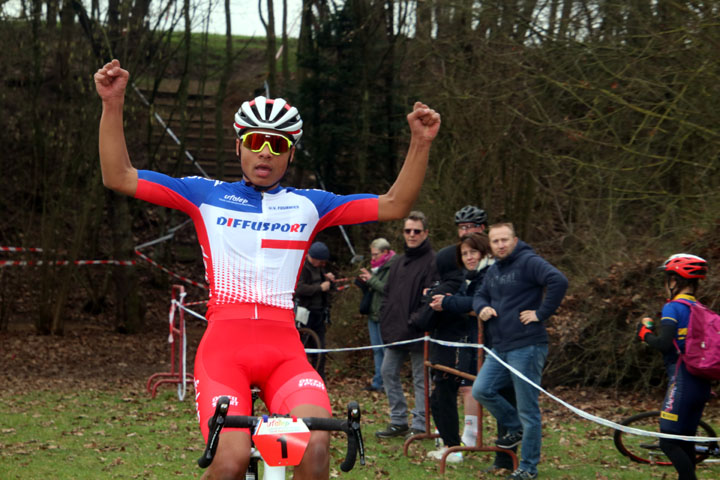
[281,0,290,90]
[415,0,432,42]
[109,193,143,333]
[215,0,233,179]
[264,0,278,94]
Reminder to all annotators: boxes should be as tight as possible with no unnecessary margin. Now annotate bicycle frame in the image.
[248,446,286,480]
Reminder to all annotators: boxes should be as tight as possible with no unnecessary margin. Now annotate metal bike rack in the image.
[146,284,195,400]
[403,326,518,474]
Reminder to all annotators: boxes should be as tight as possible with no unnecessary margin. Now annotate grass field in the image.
[2,378,718,479]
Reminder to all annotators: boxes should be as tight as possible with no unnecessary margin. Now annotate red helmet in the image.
[660,254,708,279]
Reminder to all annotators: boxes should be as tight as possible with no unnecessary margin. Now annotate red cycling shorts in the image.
[194,304,331,440]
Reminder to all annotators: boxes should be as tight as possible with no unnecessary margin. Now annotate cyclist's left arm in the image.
[378,102,440,221]
[642,323,676,353]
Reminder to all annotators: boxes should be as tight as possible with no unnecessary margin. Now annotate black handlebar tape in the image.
[300,417,357,472]
[198,402,364,471]
[222,416,260,429]
[302,417,349,432]
[197,396,230,468]
[340,429,358,472]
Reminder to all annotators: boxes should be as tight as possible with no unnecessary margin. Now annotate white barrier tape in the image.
[172,300,208,322]
[163,301,720,443]
[477,344,720,443]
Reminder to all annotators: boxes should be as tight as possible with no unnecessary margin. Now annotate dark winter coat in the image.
[410,245,466,365]
[295,260,332,312]
[379,239,437,352]
[442,256,493,345]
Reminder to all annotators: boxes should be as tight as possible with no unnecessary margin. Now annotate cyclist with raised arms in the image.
[637,254,713,480]
[94,59,440,480]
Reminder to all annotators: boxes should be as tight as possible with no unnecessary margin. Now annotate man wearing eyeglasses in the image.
[94,59,440,480]
[375,211,437,439]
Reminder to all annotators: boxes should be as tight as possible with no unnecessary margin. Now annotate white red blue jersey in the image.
[135,171,378,314]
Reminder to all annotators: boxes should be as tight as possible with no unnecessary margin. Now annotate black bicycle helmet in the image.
[233,96,303,143]
[454,205,488,227]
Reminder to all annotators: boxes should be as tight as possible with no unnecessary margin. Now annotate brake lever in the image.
[197,396,230,468]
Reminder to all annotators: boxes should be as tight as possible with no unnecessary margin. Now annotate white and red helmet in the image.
[233,96,303,143]
[660,253,708,279]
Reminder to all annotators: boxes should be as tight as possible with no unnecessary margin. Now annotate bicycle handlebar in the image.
[198,397,365,472]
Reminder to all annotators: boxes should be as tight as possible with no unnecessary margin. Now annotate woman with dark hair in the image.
[424,232,494,462]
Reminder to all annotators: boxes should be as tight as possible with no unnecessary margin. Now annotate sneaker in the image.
[496,431,523,449]
[375,423,409,438]
[404,428,425,439]
[481,464,512,474]
[506,469,538,480]
[427,447,463,463]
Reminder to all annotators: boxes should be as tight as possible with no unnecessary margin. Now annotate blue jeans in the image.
[472,344,548,475]
[368,319,385,389]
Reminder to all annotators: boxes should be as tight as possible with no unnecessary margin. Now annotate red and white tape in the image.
[0,259,134,267]
[0,246,44,253]
[0,246,207,290]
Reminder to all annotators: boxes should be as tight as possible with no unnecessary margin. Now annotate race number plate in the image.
[252,416,311,466]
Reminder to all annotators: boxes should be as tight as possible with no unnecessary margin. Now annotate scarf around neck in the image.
[371,250,396,269]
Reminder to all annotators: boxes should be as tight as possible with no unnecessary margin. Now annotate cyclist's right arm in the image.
[94,59,138,197]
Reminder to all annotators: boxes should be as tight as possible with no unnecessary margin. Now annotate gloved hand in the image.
[637,322,653,342]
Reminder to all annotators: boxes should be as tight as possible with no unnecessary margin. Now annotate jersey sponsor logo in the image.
[211,395,240,407]
[660,410,678,422]
[216,216,308,233]
[298,378,326,390]
[222,194,251,205]
[269,205,300,210]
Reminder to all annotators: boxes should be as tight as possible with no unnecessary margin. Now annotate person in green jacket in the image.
[357,238,397,391]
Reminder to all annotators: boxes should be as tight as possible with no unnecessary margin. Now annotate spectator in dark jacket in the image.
[295,241,335,380]
[423,233,493,462]
[375,211,437,439]
[443,208,490,449]
[472,223,568,480]
[411,244,466,462]
[433,233,517,472]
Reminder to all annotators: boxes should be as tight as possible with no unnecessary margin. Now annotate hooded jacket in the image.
[379,239,436,352]
[472,240,568,352]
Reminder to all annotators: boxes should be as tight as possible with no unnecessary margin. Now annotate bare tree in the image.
[260,0,278,94]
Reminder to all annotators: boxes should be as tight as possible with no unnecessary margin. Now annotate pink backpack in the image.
[674,299,720,380]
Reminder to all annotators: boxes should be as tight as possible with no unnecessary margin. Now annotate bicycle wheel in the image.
[613,410,716,465]
[297,327,322,371]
